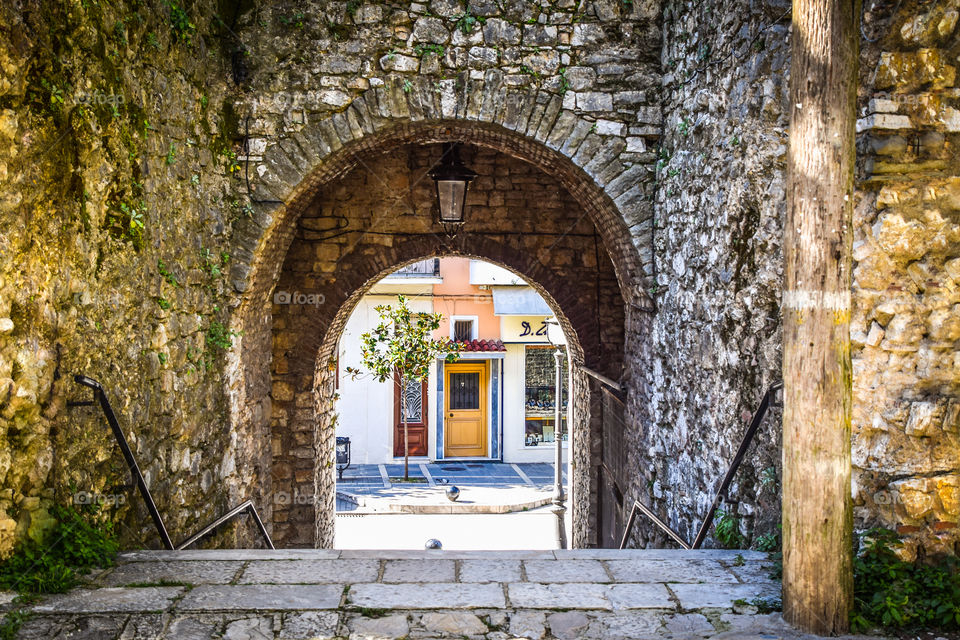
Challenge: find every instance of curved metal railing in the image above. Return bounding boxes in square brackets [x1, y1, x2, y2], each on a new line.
[620, 380, 783, 550]
[70, 375, 274, 550]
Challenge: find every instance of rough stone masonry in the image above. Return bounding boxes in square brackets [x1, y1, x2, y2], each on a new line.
[0, 0, 956, 558]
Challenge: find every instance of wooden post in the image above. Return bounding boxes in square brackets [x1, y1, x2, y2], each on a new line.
[782, 0, 858, 634]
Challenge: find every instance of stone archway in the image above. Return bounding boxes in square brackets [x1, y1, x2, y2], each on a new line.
[240, 78, 653, 303]
[227, 102, 645, 548]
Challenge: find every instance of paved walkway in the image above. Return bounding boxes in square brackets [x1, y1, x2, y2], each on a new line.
[335, 509, 563, 549]
[10, 549, 884, 639]
[337, 462, 565, 514]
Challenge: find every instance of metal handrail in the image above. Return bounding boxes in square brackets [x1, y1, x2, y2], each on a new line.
[71, 375, 275, 550]
[174, 500, 272, 551]
[620, 380, 783, 550]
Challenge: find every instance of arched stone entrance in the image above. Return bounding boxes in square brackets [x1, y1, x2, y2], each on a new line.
[228, 113, 645, 548]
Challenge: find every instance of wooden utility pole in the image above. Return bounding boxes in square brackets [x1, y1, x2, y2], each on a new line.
[782, 0, 858, 634]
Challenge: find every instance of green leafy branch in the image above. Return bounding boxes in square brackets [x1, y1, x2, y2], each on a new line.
[345, 295, 461, 479]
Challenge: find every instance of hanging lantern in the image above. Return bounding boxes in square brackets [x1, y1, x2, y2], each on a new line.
[429, 142, 477, 224]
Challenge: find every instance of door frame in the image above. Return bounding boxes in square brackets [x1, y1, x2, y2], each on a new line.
[443, 361, 489, 458]
[393, 373, 429, 458]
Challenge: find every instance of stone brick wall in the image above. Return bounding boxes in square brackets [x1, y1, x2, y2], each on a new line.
[852, 0, 960, 558]
[622, 0, 791, 548]
[622, 0, 959, 558]
[222, 0, 664, 547]
[0, 0, 659, 553]
[0, 0, 270, 552]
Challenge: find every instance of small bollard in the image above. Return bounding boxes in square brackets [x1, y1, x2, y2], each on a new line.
[425, 538, 442, 549]
[445, 486, 460, 502]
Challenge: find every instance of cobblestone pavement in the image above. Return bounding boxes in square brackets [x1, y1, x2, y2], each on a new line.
[12, 549, 888, 639]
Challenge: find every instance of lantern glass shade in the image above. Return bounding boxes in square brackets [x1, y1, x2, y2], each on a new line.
[436, 179, 468, 223]
[430, 143, 476, 224]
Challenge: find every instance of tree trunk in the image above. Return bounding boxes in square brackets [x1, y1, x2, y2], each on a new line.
[401, 374, 410, 481]
[782, 0, 858, 634]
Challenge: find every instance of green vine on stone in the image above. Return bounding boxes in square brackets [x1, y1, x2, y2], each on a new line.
[205, 321, 238, 352]
[760, 466, 778, 489]
[105, 199, 146, 249]
[200, 247, 229, 278]
[222, 148, 241, 174]
[167, 1, 196, 44]
[558, 67, 570, 94]
[277, 12, 305, 28]
[754, 530, 779, 552]
[414, 44, 445, 57]
[158, 260, 180, 287]
[520, 65, 541, 81]
[0, 609, 33, 640]
[0, 503, 118, 595]
[851, 528, 960, 632]
[713, 508, 745, 549]
[454, 9, 485, 34]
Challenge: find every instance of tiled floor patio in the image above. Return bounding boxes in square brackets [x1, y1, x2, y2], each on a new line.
[11, 549, 884, 639]
[338, 462, 567, 491]
[337, 462, 568, 514]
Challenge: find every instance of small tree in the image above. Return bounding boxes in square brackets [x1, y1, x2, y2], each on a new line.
[346, 295, 461, 480]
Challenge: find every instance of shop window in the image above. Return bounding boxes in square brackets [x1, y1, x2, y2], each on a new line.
[524, 346, 569, 447]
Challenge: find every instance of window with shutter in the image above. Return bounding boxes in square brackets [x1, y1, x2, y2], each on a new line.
[453, 319, 474, 342]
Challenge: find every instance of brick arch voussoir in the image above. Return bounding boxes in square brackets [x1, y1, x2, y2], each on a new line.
[240, 88, 645, 327]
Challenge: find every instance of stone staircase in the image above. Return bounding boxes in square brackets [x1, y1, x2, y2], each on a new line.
[13, 549, 884, 639]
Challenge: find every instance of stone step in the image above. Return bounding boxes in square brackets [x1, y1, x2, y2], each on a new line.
[12, 549, 834, 640]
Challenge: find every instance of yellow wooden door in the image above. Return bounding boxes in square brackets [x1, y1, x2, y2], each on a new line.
[444, 362, 487, 457]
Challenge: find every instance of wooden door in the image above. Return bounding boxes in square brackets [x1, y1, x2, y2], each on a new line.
[394, 375, 428, 457]
[444, 362, 487, 457]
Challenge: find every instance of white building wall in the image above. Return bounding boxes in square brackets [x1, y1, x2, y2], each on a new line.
[334, 290, 434, 464]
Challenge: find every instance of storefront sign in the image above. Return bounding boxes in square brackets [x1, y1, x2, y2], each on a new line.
[500, 316, 551, 343]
